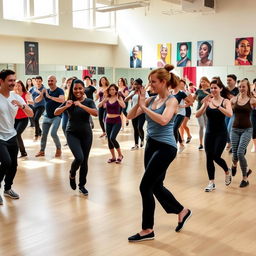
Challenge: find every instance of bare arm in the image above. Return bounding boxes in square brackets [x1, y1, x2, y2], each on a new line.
[212, 99, 233, 117]
[117, 96, 126, 108]
[140, 97, 178, 126]
[54, 100, 72, 116]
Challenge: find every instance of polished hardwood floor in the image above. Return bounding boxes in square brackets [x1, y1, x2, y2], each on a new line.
[1, 116, 256, 256]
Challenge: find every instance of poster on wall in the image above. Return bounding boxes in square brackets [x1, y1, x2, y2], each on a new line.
[197, 40, 213, 66]
[156, 43, 171, 68]
[235, 37, 253, 65]
[177, 42, 191, 67]
[97, 67, 105, 75]
[24, 41, 39, 75]
[130, 45, 142, 68]
[87, 66, 96, 75]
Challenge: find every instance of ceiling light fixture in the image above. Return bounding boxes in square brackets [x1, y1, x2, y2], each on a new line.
[96, 1, 150, 12]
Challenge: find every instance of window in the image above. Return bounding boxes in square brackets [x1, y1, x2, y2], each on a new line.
[2, 0, 58, 25]
[32, 0, 58, 25]
[72, 0, 114, 30]
[72, 0, 91, 29]
[3, 0, 25, 21]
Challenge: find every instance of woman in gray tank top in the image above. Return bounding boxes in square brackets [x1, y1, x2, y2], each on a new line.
[127, 64, 192, 242]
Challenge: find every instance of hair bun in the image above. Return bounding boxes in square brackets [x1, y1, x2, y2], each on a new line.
[164, 64, 174, 72]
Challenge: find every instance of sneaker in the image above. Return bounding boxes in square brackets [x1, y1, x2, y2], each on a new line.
[79, 187, 88, 196]
[198, 144, 204, 150]
[69, 176, 76, 190]
[140, 140, 144, 148]
[204, 183, 216, 192]
[128, 231, 155, 242]
[35, 151, 45, 157]
[231, 165, 237, 176]
[0, 195, 3, 205]
[175, 209, 192, 232]
[131, 145, 139, 151]
[4, 189, 20, 199]
[225, 170, 232, 186]
[178, 144, 185, 153]
[186, 136, 192, 144]
[239, 180, 249, 188]
[19, 152, 28, 158]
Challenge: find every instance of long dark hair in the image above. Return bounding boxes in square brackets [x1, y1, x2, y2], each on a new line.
[106, 84, 119, 97]
[235, 38, 252, 64]
[210, 79, 229, 99]
[99, 76, 110, 87]
[16, 80, 27, 93]
[67, 79, 85, 101]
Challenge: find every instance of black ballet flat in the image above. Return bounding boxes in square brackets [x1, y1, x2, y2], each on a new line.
[175, 209, 192, 232]
[128, 231, 155, 242]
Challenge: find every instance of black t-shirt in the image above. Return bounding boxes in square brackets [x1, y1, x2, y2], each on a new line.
[85, 86, 96, 100]
[63, 98, 96, 133]
[173, 91, 187, 104]
[44, 87, 64, 118]
[229, 87, 239, 96]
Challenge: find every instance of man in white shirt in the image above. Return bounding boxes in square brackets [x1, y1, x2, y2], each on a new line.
[0, 69, 33, 205]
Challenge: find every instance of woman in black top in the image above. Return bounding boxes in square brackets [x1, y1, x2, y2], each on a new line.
[196, 80, 233, 192]
[55, 79, 98, 196]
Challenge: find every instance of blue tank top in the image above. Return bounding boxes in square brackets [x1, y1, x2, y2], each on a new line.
[146, 95, 177, 148]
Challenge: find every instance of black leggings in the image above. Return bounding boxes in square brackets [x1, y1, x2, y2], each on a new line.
[173, 114, 185, 143]
[98, 107, 106, 133]
[34, 106, 45, 137]
[67, 131, 92, 188]
[132, 113, 145, 145]
[106, 122, 121, 149]
[204, 132, 229, 180]
[140, 137, 183, 230]
[14, 118, 28, 154]
[0, 136, 18, 190]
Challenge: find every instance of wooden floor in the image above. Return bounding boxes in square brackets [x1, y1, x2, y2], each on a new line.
[1, 116, 256, 256]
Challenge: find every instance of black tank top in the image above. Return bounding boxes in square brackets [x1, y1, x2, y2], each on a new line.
[233, 99, 252, 129]
[206, 100, 227, 133]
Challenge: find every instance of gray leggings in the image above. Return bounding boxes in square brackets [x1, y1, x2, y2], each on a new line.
[231, 127, 252, 177]
[197, 113, 207, 142]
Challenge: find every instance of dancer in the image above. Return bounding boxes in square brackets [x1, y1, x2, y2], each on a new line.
[118, 78, 129, 128]
[0, 69, 33, 203]
[127, 65, 192, 242]
[98, 84, 125, 164]
[35, 75, 64, 157]
[29, 76, 46, 140]
[14, 80, 31, 157]
[95, 76, 109, 137]
[179, 80, 193, 144]
[172, 79, 193, 152]
[125, 78, 146, 150]
[196, 80, 233, 192]
[55, 79, 98, 196]
[194, 77, 211, 150]
[230, 79, 256, 187]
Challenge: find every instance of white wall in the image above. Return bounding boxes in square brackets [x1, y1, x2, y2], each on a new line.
[113, 0, 256, 83]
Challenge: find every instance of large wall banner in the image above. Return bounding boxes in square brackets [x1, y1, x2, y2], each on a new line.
[24, 41, 39, 75]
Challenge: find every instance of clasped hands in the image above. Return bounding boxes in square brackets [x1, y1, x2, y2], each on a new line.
[65, 100, 82, 108]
